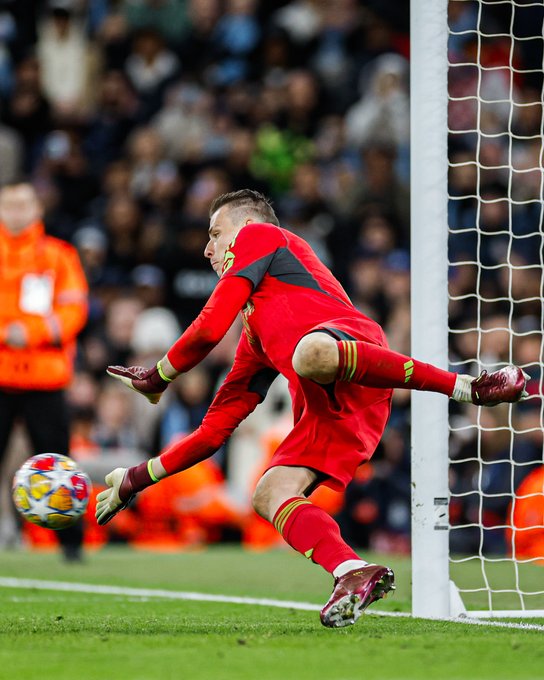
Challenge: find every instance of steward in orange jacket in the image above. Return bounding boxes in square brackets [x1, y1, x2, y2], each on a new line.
[0, 181, 88, 560]
[0, 219, 88, 390]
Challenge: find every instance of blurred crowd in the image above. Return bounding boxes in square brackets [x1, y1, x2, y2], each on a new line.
[0, 0, 541, 558]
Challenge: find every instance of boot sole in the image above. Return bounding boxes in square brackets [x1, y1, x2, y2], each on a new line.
[322, 569, 395, 628]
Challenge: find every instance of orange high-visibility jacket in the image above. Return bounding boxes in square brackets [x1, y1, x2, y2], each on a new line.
[0, 221, 88, 390]
[506, 465, 544, 563]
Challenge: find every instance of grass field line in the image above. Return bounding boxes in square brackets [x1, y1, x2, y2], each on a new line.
[2, 576, 544, 632]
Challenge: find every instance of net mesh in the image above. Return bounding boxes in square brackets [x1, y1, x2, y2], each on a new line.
[447, 0, 544, 613]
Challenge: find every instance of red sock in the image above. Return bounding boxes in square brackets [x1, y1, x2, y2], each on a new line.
[336, 340, 456, 396]
[273, 497, 359, 574]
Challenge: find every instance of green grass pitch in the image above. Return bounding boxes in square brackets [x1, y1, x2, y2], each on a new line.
[1, 547, 543, 680]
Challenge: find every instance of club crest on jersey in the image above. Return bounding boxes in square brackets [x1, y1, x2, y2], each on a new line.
[222, 236, 237, 274]
[222, 250, 235, 274]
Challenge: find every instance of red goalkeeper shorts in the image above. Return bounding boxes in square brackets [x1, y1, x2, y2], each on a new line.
[266, 317, 393, 491]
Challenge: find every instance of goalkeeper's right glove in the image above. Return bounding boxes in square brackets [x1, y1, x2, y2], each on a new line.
[95, 460, 159, 525]
[106, 363, 173, 404]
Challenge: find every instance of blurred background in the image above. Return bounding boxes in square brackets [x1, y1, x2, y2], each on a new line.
[0, 0, 541, 561]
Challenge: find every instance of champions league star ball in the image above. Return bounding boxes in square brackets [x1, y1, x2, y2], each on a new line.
[12, 453, 91, 530]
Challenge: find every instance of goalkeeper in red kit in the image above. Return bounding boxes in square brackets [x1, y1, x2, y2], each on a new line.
[96, 189, 528, 628]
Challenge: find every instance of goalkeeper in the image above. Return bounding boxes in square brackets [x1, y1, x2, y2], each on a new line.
[97, 189, 528, 628]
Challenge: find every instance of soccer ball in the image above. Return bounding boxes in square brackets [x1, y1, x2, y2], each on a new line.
[12, 453, 92, 530]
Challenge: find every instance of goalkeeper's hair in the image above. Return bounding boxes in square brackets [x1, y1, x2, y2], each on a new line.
[209, 189, 280, 226]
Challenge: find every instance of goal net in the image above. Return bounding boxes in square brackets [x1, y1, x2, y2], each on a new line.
[447, 0, 544, 617]
[411, 0, 544, 618]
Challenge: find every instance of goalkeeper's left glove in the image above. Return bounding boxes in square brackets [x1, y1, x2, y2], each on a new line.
[95, 460, 159, 525]
[106, 363, 173, 404]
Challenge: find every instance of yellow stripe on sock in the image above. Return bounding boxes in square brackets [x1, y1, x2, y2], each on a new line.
[346, 341, 353, 380]
[347, 341, 357, 381]
[343, 340, 353, 381]
[344, 340, 352, 380]
[339, 341, 359, 382]
[275, 499, 309, 535]
[273, 500, 301, 533]
[274, 499, 311, 535]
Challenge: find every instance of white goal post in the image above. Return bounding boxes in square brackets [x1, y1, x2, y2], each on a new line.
[411, 0, 450, 619]
[411, 0, 544, 619]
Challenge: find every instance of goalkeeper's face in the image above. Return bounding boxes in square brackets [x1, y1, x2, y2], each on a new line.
[205, 205, 247, 276]
[0, 183, 43, 235]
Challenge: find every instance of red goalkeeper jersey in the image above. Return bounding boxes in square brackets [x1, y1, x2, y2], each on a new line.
[167, 222, 383, 376]
[220, 222, 382, 372]
[161, 222, 388, 482]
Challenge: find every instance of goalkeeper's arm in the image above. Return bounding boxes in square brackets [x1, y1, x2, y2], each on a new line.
[96, 336, 278, 525]
[106, 276, 252, 404]
[95, 423, 231, 525]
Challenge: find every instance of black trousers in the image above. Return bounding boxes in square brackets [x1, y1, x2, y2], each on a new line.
[0, 388, 83, 551]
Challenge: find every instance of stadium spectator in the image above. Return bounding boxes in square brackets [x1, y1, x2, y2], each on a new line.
[208, 0, 261, 87]
[37, 4, 101, 121]
[39, 131, 100, 224]
[178, 0, 222, 78]
[124, 26, 180, 121]
[0, 181, 88, 560]
[101, 193, 143, 281]
[272, 0, 322, 47]
[130, 264, 167, 308]
[343, 141, 410, 233]
[2, 55, 53, 172]
[122, 0, 190, 49]
[83, 69, 139, 174]
[345, 52, 409, 150]
[94, 381, 140, 451]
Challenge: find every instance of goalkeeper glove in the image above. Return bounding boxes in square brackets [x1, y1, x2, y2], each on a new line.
[95, 460, 159, 525]
[106, 362, 173, 404]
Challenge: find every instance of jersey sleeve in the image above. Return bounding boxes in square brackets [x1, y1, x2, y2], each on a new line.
[159, 333, 279, 475]
[220, 222, 286, 289]
[166, 276, 252, 373]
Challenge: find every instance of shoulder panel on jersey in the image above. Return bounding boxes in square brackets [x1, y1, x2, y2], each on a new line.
[268, 247, 329, 294]
[223, 222, 286, 287]
[233, 251, 276, 289]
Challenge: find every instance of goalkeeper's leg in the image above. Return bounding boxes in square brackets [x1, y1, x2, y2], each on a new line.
[253, 466, 395, 628]
[292, 332, 528, 406]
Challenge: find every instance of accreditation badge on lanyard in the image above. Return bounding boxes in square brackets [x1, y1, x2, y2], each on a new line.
[19, 273, 54, 315]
